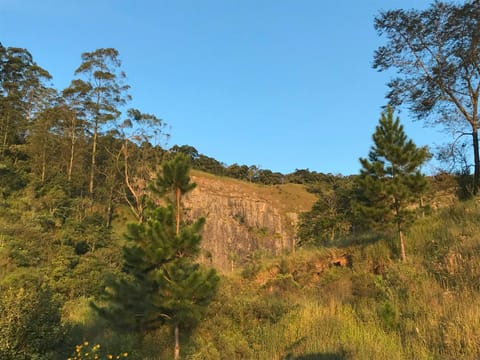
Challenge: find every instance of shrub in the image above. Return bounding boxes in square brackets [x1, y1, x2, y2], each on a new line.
[0, 281, 66, 359]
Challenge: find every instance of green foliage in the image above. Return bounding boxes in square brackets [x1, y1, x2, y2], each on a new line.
[0, 281, 66, 359]
[64, 47, 130, 196]
[0, 162, 27, 198]
[193, 154, 226, 176]
[77, 213, 111, 251]
[284, 169, 329, 185]
[354, 107, 429, 260]
[3, 165, 480, 359]
[0, 43, 52, 153]
[240, 251, 264, 279]
[355, 107, 429, 230]
[151, 153, 196, 200]
[118, 109, 167, 222]
[171, 146, 343, 186]
[377, 300, 399, 331]
[225, 163, 249, 181]
[249, 294, 295, 324]
[298, 176, 354, 246]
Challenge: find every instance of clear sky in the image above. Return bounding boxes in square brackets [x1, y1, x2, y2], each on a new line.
[0, 0, 445, 175]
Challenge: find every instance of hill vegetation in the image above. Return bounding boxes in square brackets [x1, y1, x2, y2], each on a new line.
[3, 1, 480, 358]
[2, 164, 480, 359]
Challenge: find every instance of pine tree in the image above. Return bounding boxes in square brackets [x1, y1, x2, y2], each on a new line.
[355, 106, 430, 261]
[93, 154, 219, 359]
[151, 153, 197, 234]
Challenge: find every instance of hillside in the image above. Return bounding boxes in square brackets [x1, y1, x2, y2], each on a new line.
[185, 198, 480, 360]
[3, 165, 480, 359]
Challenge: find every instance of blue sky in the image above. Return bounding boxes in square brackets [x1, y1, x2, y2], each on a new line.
[1, 0, 446, 175]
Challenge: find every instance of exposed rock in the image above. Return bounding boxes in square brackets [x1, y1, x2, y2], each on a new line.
[183, 173, 316, 271]
[330, 253, 353, 268]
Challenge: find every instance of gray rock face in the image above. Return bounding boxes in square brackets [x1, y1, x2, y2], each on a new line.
[183, 175, 313, 272]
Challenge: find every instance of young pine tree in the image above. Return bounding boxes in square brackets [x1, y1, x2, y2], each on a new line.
[355, 106, 430, 261]
[93, 154, 219, 359]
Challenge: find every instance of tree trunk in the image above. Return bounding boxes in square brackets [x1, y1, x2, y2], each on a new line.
[176, 187, 181, 235]
[394, 201, 406, 262]
[106, 183, 114, 228]
[41, 143, 46, 183]
[399, 230, 406, 262]
[1, 112, 9, 155]
[89, 123, 98, 195]
[174, 324, 180, 360]
[472, 128, 479, 195]
[420, 196, 425, 218]
[2, 114, 8, 147]
[122, 142, 145, 223]
[68, 113, 76, 182]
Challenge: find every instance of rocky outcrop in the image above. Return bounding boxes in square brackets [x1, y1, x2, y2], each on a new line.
[183, 173, 316, 271]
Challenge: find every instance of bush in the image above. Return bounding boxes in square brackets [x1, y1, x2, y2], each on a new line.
[0, 281, 67, 359]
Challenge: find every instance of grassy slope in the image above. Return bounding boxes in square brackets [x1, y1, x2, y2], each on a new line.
[102, 173, 480, 359]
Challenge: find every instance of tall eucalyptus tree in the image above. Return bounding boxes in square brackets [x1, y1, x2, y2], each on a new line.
[64, 48, 130, 195]
[0, 43, 51, 154]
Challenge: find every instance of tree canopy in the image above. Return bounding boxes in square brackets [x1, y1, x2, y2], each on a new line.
[64, 48, 130, 195]
[374, 0, 480, 193]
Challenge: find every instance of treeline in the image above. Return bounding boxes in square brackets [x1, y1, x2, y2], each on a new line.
[0, 45, 167, 226]
[0, 42, 336, 229]
[171, 144, 336, 185]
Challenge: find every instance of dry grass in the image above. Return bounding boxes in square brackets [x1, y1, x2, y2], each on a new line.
[191, 170, 317, 213]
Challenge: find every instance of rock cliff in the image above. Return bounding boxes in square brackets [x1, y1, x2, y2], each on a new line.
[183, 172, 316, 271]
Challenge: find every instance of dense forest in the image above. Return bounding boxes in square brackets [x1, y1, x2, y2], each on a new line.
[2, 1, 480, 359]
